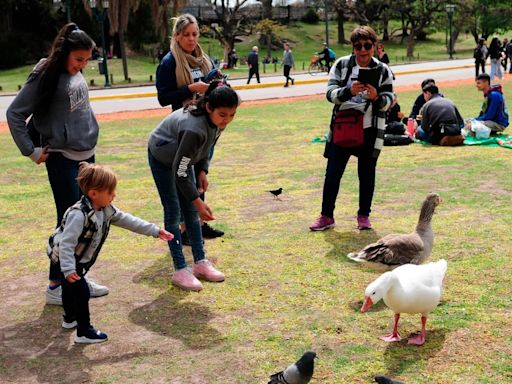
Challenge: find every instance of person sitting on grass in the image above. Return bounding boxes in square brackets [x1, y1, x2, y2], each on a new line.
[406, 78, 443, 124]
[47, 162, 173, 344]
[466, 73, 509, 134]
[416, 84, 465, 146]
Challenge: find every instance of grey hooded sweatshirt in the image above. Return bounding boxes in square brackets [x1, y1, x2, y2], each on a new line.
[7, 62, 99, 162]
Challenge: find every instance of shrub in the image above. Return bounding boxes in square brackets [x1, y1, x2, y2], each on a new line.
[301, 8, 319, 24]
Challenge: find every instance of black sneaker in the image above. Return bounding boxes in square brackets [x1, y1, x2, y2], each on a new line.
[291, 78, 295, 85]
[202, 223, 224, 238]
[75, 327, 108, 344]
[180, 231, 191, 246]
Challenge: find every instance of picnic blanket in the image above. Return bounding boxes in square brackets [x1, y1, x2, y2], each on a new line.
[462, 133, 512, 149]
[414, 133, 512, 149]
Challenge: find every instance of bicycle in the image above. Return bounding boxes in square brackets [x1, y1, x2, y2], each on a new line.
[308, 54, 329, 75]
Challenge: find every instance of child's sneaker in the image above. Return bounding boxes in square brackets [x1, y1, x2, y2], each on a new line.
[309, 215, 335, 231]
[74, 327, 108, 344]
[192, 260, 225, 282]
[172, 268, 203, 291]
[357, 215, 372, 230]
[46, 285, 63, 305]
[62, 315, 77, 329]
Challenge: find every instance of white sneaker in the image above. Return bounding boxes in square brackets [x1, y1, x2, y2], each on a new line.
[62, 316, 78, 329]
[45, 278, 109, 306]
[86, 278, 109, 297]
[46, 285, 63, 306]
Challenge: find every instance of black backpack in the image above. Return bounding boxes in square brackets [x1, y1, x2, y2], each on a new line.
[474, 46, 483, 60]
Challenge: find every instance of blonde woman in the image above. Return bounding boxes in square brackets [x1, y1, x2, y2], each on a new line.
[155, 14, 224, 240]
[156, 14, 213, 110]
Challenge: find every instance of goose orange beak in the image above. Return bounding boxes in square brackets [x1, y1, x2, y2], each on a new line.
[361, 297, 373, 313]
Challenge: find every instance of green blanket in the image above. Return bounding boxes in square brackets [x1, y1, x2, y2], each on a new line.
[462, 133, 512, 149]
[415, 134, 512, 149]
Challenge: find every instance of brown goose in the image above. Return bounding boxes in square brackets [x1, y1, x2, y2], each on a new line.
[347, 193, 441, 267]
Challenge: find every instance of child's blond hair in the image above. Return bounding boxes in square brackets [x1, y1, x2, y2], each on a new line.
[76, 162, 117, 194]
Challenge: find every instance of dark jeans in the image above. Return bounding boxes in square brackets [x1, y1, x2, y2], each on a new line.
[475, 60, 485, 77]
[247, 68, 260, 84]
[61, 266, 91, 334]
[148, 150, 206, 270]
[321, 131, 378, 218]
[284, 65, 292, 85]
[45, 152, 95, 282]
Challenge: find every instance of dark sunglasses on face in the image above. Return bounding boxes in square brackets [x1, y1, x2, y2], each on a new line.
[354, 42, 374, 51]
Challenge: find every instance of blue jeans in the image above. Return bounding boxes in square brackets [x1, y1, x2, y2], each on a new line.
[321, 132, 378, 218]
[416, 126, 431, 143]
[45, 152, 95, 281]
[148, 150, 205, 270]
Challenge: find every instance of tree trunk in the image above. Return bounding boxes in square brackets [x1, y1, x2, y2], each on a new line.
[400, 13, 408, 44]
[382, 13, 389, 41]
[260, 0, 272, 19]
[406, 29, 416, 58]
[451, 29, 459, 55]
[119, 32, 129, 80]
[337, 9, 345, 44]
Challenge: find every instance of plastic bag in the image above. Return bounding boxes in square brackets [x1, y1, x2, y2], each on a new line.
[471, 120, 491, 140]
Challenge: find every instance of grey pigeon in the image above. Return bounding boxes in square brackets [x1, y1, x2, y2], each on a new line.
[347, 193, 441, 267]
[268, 350, 316, 384]
[374, 375, 404, 384]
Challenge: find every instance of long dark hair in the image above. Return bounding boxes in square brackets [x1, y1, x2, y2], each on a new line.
[188, 80, 240, 116]
[29, 23, 95, 113]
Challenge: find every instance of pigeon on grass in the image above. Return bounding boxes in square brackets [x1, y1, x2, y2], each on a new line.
[268, 350, 316, 384]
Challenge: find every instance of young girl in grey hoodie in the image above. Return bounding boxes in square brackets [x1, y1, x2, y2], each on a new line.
[6, 23, 108, 305]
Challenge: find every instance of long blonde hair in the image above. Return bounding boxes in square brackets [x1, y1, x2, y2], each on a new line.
[170, 14, 212, 88]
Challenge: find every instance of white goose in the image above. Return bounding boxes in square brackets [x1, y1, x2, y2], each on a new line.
[361, 259, 448, 345]
[347, 193, 441, 268]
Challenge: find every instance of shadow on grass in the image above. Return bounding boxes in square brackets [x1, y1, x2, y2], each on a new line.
[0, 305, 148, 384]
[132, 256, 172, 288]
[383, 328, 448, 377]
[128, 288, 223, 350]
[322, 229, 381, 263]
[348, 298, 389, 313]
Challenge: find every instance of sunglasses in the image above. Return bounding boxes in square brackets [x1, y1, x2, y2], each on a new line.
[354, 42, 374, 51]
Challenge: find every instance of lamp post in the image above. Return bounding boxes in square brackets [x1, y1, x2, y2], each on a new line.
[446, 4, 455, 60]
[324, 0, 329, 47]
[90, 0, 110, 87]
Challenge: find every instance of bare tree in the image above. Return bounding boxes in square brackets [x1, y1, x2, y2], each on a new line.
[210, 0, 253, 62]
[108, 0, 141, 80]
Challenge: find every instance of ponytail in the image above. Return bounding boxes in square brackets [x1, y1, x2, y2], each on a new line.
[188, 80, 240, 116]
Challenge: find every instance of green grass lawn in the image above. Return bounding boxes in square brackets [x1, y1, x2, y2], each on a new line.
[0, 82, 511, 383]
[0, 21, 492, 93]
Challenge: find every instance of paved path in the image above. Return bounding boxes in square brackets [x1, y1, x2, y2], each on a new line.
[0, 58, 477, 122]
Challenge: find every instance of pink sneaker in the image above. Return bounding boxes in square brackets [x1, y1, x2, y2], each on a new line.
[172, 268, 203, 291]
[357, 215, 372, 230]
[192, 260, 225, 282]
[309, 215, 335, 231]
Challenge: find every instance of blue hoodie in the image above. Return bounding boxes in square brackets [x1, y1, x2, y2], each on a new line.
[476, 84, 509, 127]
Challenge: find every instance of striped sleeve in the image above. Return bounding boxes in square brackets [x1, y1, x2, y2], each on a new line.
[326, 57, 353, 104]
[377, 63, 394, 112]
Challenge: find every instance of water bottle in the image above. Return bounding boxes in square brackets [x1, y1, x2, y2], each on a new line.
[407, 118, 415, 138]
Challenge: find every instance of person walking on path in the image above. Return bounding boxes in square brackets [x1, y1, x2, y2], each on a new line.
[282, 42, 295, 87]
[48, 163, 173, 343]
[488, 37, 503, 82]
[6, 22, 109, 306]
[309, 26, 393, 232]
[474, 38, 488, 78]
[148, 82, 239, 291]
[156, 13, 224, 242]
[247, 46, 261, 84]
